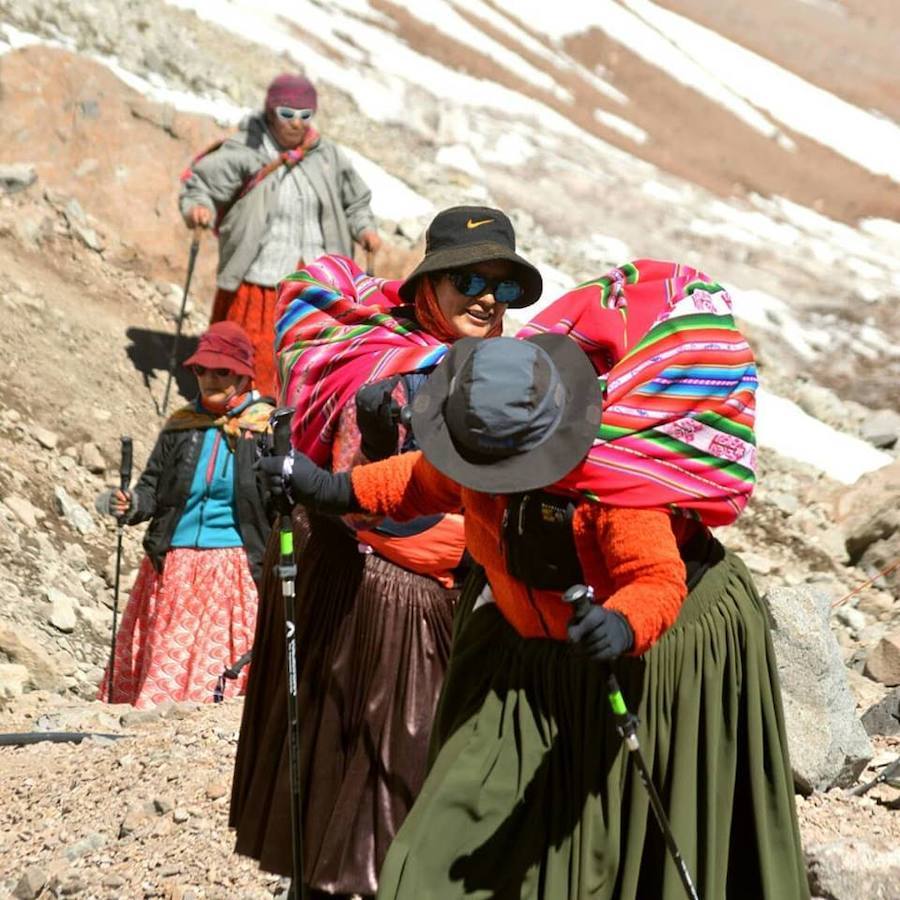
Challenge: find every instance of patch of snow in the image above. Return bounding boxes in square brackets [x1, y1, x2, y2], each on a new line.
[584, 233, 632, 264]
[480, 132, 537, 167]
[104, 60, 249, 126]
[729, 288, 828, 360]
[755, 388, 891, 485]
[623, 0, 900, 183]
[860, 218, 900, 243]
[0, 22, 249, 125]
[499, 0, 784, 140]
[167, 0, 638, 165]
[594, 109, 647, 144]
[641, 180, 694, 205]
[436, 144, 485, 178]
[341, 147, 434, 221]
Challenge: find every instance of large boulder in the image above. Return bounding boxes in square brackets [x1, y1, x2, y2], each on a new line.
[764, 586, 873, 792]
[806, 839, 900, 900]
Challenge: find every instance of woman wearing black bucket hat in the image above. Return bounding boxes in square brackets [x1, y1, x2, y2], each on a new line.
[259, 259, 808, 899]
[229, 207, 546, 898]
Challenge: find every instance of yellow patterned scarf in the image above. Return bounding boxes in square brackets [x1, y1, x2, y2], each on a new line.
[163, 392, 273, 446]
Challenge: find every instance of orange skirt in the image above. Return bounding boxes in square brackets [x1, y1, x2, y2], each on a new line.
[212, 282, 279, 398]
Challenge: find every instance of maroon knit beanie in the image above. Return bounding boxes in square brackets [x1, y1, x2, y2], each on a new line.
[265, 74, 317, 112]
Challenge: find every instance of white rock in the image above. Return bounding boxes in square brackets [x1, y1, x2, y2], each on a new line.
[47, 588, 78, 634]
[32, 426, 59, 450]
[835, 606, 868, 633]
[0, 662, 29, 698]
[53, 487, 95, 535]
[3, 495, 38, 528]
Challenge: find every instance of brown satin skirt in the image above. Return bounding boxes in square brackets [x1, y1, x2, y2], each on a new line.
[229, 511, 458, 895]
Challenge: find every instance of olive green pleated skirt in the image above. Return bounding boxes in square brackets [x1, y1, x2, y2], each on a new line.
[376, 551, 809, 900]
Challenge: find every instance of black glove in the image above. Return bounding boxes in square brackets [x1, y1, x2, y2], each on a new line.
[257, 450, 355, 515]
[567, 605, 634, 661]
[355, 376, 401, 461]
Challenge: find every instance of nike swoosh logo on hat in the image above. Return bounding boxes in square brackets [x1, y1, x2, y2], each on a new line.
[466, 218, 494, 229]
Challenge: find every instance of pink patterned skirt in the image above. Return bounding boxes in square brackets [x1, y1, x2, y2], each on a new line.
[101, 547, 258, 708]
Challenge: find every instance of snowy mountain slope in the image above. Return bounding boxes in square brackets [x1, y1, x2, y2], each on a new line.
[1, 0, 897, 478]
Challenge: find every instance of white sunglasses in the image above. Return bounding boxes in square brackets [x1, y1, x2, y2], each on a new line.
[275, 106, 314, 122]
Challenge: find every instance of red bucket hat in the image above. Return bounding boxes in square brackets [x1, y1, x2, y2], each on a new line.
[183, 321, 255, 378]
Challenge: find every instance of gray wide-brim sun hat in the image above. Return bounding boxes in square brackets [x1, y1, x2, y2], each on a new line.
[398, 205, 542, 308]
[409, 333, 601, 493]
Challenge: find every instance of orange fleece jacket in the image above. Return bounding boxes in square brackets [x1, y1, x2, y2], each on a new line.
[351, 452, 690, 655]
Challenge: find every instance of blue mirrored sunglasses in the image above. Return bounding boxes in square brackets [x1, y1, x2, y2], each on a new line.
[446, 270, 524, 304]
[275, 106, 314, 122]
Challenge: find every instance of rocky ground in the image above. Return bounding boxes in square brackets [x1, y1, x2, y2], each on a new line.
[0, 0, 899, 897]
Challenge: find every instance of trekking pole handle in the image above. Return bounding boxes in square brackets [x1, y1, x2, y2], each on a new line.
[119, 437, 133, 493]
[117, 437, 133, 525]
[271, 407, 295, 457]
[562, 583, 594, 620]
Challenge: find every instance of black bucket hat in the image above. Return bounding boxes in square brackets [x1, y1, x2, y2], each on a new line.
[398, 205, 542, 308]
[409, 334, 601, 493]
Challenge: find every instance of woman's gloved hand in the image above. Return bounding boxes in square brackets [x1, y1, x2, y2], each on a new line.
[257, 450, 355, 514]
[567, 605, 634, 661]
[95, 488, 132, 519]
[355, 376, 401, 461]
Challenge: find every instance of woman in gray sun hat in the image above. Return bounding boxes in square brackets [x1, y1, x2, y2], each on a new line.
[257, 316, 808, 899]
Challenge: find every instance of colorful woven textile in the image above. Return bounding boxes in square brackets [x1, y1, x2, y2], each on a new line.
[518, 259, 757, 526]
[275, 255, 449, 464]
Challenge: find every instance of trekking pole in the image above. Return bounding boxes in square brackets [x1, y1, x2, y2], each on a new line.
[849, 754, 900, 797]
[563, 585, 700, 900]
[271, 406, 306, 900]
[365, 248, 375, 277]
[161, 227, 202, 415]
[106, 436, 133, 703]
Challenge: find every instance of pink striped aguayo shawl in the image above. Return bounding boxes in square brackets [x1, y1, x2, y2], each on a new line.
[274, 255, 449, 465]
[519, 259, 758, 527]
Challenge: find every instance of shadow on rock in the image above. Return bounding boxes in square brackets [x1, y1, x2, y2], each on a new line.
[125, 326, 198, 415]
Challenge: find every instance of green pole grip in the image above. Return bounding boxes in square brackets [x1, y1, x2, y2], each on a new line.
[280, 529, 294, 556]
[608, 689, 627, 717]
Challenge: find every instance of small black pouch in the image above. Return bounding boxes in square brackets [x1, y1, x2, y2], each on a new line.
[503, 491, 584, 591]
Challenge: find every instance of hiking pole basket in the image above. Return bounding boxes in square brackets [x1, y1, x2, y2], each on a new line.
[106, 436, 133, 703]
[271, 407, 306, 900]
[161, 228, 202, 416]
[563, 585, 701, 900]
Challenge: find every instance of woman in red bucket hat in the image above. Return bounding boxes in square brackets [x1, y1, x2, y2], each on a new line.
[95, 322, 275, 707]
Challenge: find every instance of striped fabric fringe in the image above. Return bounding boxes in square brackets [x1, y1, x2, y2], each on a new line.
[519, 259, 757, 526]
[274, 255, 449, 465]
